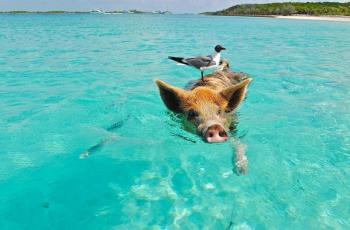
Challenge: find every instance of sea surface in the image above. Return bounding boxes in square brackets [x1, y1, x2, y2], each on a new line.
[0, 13, 350, 229]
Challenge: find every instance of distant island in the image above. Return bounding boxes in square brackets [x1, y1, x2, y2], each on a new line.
[0, 9, 172, 15]
[0, 10, 71, 14]
[91, 9, 171, 14]
[203, 2, 350, 16]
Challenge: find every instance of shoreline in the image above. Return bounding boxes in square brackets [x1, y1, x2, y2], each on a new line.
[273, 15, 350, 22]
[205, 14, 350, 22]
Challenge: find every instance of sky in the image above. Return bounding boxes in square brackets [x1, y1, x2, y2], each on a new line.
[0, 0, 348, 13]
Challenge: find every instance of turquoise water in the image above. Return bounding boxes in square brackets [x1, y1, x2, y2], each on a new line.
[1, 13, 350, 229]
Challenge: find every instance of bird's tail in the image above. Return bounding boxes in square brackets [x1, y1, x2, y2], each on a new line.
[168, 56, 188, 65]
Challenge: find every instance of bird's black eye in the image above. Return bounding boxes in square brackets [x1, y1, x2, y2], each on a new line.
[216, 109, 221, 115]
[187, 109, 199, 120]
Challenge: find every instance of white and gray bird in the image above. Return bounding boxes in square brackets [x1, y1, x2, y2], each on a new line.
[168, 45, 226, 81]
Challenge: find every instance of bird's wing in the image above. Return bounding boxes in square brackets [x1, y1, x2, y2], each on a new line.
[205, 55, 217, 66]
[184, 56, 215, 69]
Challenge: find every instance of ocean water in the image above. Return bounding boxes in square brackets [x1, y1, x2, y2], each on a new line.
[0, 13, 350, 229]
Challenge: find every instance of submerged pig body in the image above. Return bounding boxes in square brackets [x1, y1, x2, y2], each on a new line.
[156, 61, 252, 143]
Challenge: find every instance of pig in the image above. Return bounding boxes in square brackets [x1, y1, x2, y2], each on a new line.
[155, 60, 252, 143]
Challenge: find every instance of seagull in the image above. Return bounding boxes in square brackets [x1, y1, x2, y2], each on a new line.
[168, 45, 226, 81]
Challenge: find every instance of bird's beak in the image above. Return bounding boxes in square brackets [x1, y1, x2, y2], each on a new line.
[221, 47, 226, 50]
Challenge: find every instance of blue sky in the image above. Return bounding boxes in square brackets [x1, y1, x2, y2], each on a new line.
[0, 0, 347, 13]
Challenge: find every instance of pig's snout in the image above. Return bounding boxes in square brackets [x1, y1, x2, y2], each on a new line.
[204, 124, 228, 143]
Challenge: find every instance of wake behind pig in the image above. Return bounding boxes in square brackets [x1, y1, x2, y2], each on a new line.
[155, 60, 252, 143]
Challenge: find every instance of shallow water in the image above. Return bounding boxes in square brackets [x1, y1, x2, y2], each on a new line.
[1, 14, 350, 229]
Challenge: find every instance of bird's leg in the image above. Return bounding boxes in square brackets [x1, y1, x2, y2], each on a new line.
[201, 71, 204, 81]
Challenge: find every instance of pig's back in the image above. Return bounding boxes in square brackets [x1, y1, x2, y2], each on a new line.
[187, 70, 249, 92]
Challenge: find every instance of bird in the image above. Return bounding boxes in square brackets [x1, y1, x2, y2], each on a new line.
[168, 45, 226, 81]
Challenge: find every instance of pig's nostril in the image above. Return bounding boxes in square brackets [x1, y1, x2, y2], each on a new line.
[219, 131, 227, 137]
[205, 125, 228, 142]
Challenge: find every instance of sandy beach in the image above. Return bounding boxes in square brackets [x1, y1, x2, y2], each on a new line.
[274, 15, 350, 22]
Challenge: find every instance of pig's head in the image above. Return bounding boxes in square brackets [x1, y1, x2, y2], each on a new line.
[156, 78, 251, 143]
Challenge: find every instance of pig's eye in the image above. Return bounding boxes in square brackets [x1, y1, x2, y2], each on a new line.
[187, 109, 199, 120]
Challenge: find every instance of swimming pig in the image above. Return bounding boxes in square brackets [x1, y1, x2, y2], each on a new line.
[156, 60, 252, 143]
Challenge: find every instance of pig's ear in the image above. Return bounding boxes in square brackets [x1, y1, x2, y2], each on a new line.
[155, 80, 187, 113]
[220, 78, 252, 113]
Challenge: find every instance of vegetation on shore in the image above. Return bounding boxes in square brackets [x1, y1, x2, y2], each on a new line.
[203, 2, 350, 16]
